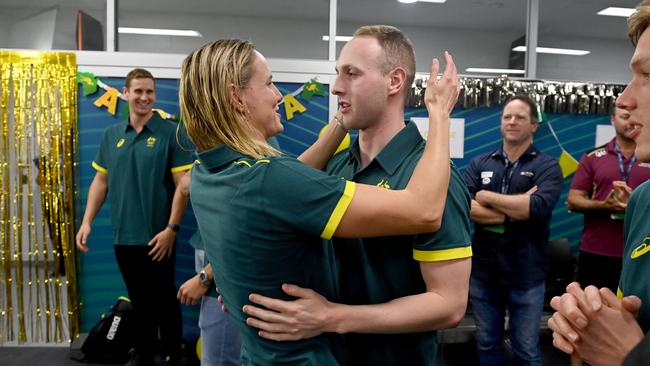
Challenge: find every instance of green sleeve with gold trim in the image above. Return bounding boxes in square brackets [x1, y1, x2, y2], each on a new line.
[261, 158, 355, 240]
[169, 125, 195, 172]
[413, 169, 472, 262]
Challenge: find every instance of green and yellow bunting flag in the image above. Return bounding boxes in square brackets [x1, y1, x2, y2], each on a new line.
[301, 79, 327, 102]
[558, 149, 579, 178]
[79, 71, 324, 124]
[542, 110, 580, 178]
[77, 72, 98, 96]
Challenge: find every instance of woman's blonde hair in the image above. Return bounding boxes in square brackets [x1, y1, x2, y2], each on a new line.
[180, 39, 280, 158]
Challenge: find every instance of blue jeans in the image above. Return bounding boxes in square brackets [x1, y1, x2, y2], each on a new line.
[199, 295, 242, 366]
[195, 250, 242, 366]
[470, 277, 545, 366]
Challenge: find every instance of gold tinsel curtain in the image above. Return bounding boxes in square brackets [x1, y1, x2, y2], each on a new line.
[0, 51, 79, 344]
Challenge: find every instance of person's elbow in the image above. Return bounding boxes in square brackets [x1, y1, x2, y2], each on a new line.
[439, 295, 468, 329]
[508, 209, 530, 221]
[446, 302, 468, 329]
[414, 210, 443, 233]
[469, 208, 486, 224]
[566, 196, 579, 212]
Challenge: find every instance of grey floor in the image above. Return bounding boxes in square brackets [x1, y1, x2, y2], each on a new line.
[0, 332, 570, 366]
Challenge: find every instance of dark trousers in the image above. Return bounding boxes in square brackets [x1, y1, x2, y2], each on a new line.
[114, 244, 182, 358]
[575, 250, 622, 293]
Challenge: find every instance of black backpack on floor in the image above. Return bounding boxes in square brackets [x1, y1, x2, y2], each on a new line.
[78, 296, 136, 364]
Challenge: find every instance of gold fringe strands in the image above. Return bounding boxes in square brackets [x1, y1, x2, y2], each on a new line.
[0, 51, 79, 344]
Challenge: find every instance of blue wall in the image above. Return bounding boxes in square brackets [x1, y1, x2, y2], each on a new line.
[77, 79, 606, 334]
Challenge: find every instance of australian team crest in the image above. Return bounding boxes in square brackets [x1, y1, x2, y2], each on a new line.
[376, 179, 391, 189]
[146, 137, 156, 148]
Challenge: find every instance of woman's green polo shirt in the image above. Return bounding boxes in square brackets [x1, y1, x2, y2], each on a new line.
[191, 145, 356, 365]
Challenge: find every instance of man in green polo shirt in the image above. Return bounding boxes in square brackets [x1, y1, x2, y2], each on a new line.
[242, 25, 472, 365]
[76, 68, 194, 366]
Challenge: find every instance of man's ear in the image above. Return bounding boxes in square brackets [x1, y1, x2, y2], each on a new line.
[532, 121, 540, 133]
[387, 67, 407, 97]
[122, 86, 129, 97]
[229, 84, 246, 113]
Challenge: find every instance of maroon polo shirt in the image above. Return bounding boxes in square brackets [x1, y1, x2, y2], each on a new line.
[571, 138, 650, 257]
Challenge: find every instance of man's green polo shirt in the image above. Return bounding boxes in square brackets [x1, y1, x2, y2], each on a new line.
[190, 145, 356, 366]
[92, 114, 194, 245]
[326, 121, 472, 366]
[619, 180, 650, 331]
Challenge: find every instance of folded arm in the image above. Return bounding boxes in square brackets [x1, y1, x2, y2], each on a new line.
[469, 199, 506, 225]
[474, 190, 531, 221]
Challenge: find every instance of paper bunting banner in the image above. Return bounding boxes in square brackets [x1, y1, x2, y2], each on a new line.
[558, 150, 580, 178]
[544, 115, 579, 178]
[301, 79, 327, 102]
[284, 94, 307, 120]
[77, 72, 98, 96]
[78, 72, 325, 124]
[93, 87, 120, 115]
[77, 71, 180, 119]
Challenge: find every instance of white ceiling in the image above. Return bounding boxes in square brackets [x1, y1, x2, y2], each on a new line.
[0, 0, 641, 39]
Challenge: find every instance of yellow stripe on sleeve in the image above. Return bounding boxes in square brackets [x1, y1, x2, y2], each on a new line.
[320, 181, 356, 240]
[92, 161, 108, 174]
[171, 163, 194, 173]
[617, 287, 623, 299]
[413, 246, 473, 262]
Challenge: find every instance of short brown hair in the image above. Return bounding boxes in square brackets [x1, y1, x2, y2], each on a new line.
[353, 25, 416, 100]
[628, 0, 650, 46]
[125, 68, 154, 88]
[504, 94, 539, 123]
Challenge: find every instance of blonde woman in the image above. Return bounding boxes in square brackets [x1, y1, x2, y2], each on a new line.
[180, 39, 458, 365]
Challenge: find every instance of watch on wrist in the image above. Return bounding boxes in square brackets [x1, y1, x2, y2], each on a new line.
[166, 223, 180, 232]
[199, 269, 211, 287]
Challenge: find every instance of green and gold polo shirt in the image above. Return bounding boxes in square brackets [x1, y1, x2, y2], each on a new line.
[326, 121, 472, 366]
[92, 114, 194, 245]
[619, 180, 650, 331]
[190, 145, 356, 366]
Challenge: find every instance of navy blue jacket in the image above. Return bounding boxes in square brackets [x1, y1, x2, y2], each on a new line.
[463, 144, 563, 288]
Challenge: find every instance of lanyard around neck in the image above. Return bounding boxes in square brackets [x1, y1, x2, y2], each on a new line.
[614, 143, 636, 183]
[500, 157, 519, 194]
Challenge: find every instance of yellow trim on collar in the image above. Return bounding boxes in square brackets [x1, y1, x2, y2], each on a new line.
[92, 161, 108, 174]
[234, 160, 252, 168]
[413, 246, 473, 262]
[320, 181, 356, 240]
[171, 163, 194, 173]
